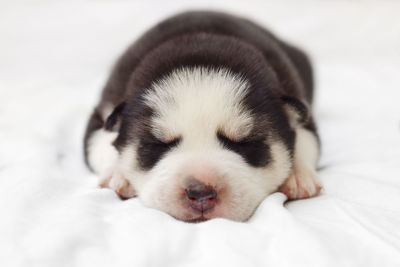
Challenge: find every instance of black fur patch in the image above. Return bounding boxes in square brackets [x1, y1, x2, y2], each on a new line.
[281, 96, 309, 125]
[105, 102, 126, 131]
[137, 134, 181, 170]
[217, 132, 270, 167]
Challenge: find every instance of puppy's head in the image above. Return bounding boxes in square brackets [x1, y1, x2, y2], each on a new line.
[110, 67, 307, 222]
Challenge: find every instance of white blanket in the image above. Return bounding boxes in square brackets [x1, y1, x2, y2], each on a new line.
[1, 1, 400, 266]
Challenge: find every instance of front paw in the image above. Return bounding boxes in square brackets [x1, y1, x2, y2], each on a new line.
[99, 172, 136, 199]
[278, 166, 322, 200]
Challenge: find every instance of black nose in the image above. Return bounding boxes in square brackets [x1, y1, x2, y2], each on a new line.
[186, 185, 217, 201]
[185, 182, 217, 213]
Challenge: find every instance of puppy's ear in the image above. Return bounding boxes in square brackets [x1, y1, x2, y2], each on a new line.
[104, 102, 126, 132]
[281, 96, 310, 128]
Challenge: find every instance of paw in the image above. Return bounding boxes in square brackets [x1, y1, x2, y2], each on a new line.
[278, 166, 322, 200]
[99, 171, 136, 199]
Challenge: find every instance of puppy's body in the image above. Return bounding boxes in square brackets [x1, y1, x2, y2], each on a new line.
[84, 11, 321, 222]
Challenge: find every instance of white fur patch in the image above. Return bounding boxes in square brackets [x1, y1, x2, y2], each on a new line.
[279, 127, 322, 199]
[87, 129, 118, 176]
[294, 127, 319, 168]
[143, 67, 254, 143]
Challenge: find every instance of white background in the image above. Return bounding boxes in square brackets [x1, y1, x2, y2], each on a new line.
[1, 1, 400, 266]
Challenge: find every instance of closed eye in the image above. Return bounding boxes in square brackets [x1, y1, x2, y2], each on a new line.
[145, 135, 181, 147]
[137, 134, 181, 170]
[216, 131, 269, 167]
[217, 132, 249, 146]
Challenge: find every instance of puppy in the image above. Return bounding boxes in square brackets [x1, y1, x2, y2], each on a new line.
[84, 11, 322, 222]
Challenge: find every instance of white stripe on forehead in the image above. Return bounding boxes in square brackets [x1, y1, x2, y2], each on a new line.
[143, 67, 254, 143]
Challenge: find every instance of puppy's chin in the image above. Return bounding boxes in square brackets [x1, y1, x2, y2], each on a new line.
[165, 201, 251, 223]
[166, 197, 257, 222]
[176, 210, 252, 223]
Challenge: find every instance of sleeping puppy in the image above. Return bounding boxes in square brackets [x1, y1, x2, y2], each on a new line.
[84, 11, 322, 222]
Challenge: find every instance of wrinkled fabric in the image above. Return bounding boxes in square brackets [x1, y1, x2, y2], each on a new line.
[1, 1, 400, 266]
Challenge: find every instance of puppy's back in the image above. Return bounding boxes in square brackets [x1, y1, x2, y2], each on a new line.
[100, 11, 312, 110]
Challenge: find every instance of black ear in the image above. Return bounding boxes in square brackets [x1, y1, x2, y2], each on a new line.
[281, 96, 310, 128]
[105, 102, 126, 131]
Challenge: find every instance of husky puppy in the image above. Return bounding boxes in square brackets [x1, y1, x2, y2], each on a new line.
[84, 11, 322, 222]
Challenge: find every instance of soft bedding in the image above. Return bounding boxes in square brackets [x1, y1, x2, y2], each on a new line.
[1, 1, 400, 266]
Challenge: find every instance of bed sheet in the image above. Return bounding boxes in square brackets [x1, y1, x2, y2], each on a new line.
[1, 1, 400, 266]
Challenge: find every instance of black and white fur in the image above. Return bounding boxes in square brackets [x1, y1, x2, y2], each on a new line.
[84, 11, 322, 222]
